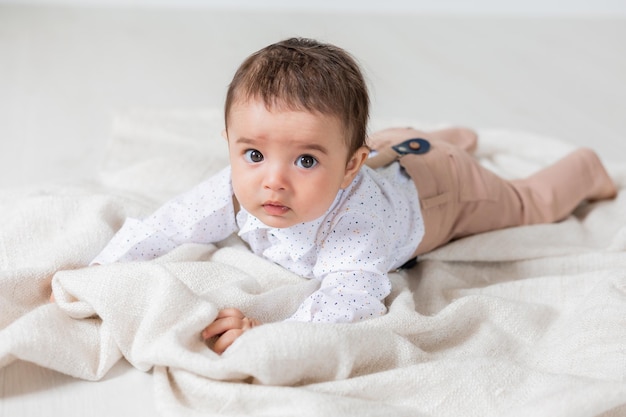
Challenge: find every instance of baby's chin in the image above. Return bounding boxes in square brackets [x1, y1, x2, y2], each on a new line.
[256, 214, 306, 229]
[253, 209, 325, 229]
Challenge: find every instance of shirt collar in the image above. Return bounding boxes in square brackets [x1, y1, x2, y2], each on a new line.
[236, 188, 348, 261]
[237, 210, 322, 261]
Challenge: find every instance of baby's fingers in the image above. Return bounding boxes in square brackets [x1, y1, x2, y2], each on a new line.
[217, 307, 245, 319]
[201, 316, 243, 340]
[212, 329, 244, 355]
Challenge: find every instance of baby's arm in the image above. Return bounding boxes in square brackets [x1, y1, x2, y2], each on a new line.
[287, 270, 391, 323]
[288, 212, 394, 323]
[200, 216, 394, 353]
[201, 266, 390, 354]
[51, 168, 237, 303]
[92, 167, 237, 265]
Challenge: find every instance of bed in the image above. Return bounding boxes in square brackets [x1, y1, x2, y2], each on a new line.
[1, 7, 625, 417]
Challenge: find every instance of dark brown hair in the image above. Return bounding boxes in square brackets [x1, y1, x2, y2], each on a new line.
[224, 38, 369, 157]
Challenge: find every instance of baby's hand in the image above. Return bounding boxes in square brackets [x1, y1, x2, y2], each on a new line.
[201, 308, 260, 354]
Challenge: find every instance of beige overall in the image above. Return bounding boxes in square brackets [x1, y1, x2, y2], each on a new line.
[366, 129, 614, 256]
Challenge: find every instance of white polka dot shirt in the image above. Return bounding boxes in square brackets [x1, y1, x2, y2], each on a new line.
[92, 165, 424, 323]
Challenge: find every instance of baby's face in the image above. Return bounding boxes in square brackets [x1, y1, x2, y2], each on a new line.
[226, 99, 365, 228]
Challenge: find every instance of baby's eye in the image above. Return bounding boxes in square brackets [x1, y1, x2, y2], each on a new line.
[244, 149, 264, 163]
[295, 154, 318, 169]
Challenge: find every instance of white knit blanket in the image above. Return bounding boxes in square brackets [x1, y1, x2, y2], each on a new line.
[1, 109, 625, 417]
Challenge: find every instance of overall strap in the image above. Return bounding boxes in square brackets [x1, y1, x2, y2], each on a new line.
[365, 138, 430, 169]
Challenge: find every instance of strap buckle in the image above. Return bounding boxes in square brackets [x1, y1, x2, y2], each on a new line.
[365, 138, 431, 170]
[391, 138, 431, 155]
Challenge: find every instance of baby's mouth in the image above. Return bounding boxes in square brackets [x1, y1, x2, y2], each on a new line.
[262, 202, 290, 216]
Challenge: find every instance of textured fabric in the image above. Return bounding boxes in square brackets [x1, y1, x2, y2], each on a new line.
[1, 109, 626, 417]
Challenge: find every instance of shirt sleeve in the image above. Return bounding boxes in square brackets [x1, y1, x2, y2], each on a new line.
[286, 270, 391, 323]
[92, 167, 237, 265]
[286, 211, 394, 323]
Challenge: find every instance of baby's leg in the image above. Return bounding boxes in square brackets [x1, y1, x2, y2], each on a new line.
[368, 127, 477, 154]
[509, 148, 617, 224]
[409, 143, 617, 256]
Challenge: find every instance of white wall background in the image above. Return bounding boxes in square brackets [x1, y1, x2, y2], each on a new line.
[1, 2, 624, 187]
[1, 0, 625, 16]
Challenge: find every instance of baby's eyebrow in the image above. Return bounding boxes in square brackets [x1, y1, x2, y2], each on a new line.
[235, 137, 257, 145]
[301, 143, 329, 155]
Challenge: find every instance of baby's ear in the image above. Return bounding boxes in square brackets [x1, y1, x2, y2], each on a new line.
[221, 129, 228, 140]
[341, 146, 370, 189]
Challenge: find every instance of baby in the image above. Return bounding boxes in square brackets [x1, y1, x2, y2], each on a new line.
[91, 38, 617, 354]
